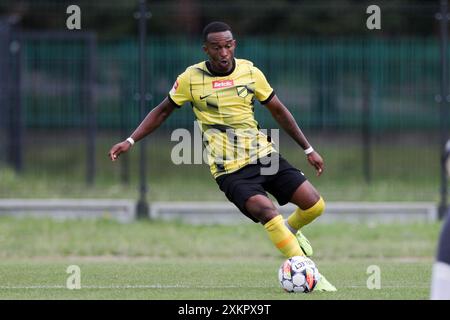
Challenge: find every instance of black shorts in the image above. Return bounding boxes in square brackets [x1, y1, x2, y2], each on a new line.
[215, 153, 307, 223]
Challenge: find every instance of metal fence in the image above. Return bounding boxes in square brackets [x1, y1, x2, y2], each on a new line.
[0, 0, 447, 209]
[8, 37, 440, 131]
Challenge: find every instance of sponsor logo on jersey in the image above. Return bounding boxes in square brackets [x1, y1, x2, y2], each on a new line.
[212, 80, 234, 89]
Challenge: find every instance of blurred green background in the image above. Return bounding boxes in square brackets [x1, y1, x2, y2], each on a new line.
[0, 0, 443, 203]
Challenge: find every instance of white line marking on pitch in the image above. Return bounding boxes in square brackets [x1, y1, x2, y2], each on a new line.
[0, 284, 270, 289]
[0, 284, 430, 290]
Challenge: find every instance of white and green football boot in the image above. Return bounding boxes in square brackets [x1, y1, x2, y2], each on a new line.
[296, 230, 314, 257]
[315, 273, 337, 292]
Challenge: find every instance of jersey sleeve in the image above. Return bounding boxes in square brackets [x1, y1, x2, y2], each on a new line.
[168, 69, 191, 107]
[253, 66, 275, 104]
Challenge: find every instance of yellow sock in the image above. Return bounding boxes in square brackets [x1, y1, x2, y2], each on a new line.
[287, 197, 325, 231]
[264, 215, 304, 258]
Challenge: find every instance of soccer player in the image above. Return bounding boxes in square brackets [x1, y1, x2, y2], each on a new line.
[108, 21, 336, 291]
[430, 212, 450, 299]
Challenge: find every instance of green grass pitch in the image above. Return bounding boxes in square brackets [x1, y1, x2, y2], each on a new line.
[0, 217, 441, 300]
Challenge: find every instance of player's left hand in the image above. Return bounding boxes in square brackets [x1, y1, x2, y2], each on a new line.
[307, 151, 324, 176]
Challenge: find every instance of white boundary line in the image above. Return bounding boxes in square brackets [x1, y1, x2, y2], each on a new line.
[0, 284, 431, 290]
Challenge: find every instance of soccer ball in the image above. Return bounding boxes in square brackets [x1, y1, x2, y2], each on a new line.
[278, 256, 320, 293]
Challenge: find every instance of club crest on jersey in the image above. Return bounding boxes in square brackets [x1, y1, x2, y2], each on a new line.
[236, 86, 248, 98]
[212, 80, 234, 89]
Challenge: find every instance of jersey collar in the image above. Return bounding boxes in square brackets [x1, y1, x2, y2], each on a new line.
[205, 59, 236, 77]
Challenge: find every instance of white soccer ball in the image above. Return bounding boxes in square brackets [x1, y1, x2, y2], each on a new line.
[278, 256, 320, 293]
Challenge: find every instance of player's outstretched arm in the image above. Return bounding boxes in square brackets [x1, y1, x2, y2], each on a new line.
[108, 97, 176, 161]
[265, 95, 324, 176]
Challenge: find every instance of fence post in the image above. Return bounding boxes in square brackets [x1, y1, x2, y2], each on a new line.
[0, 21, 9, 167]
[135, 0, 151, 219]
[5, 23, 23, 174]
[86, 33, 97, 186]
[437, 0, 450, 220]
[362, 71, 372, 183]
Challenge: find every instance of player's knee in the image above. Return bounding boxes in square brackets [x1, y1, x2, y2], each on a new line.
[255, 206, 279, 224]
[307, 196, 325, 218]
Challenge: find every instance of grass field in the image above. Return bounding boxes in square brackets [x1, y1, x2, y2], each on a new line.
[0, 216, 441, 300]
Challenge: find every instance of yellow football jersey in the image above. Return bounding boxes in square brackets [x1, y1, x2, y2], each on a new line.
[168, 58, 277, 178]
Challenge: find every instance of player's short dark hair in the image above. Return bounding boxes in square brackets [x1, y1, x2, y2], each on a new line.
[202, 21, 233, 42]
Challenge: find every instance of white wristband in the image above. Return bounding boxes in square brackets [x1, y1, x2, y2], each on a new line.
[304, 146, 314, 155]
[126, 137, 135, 146]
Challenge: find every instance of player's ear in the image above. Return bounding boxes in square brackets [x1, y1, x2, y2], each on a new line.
[202, 44, 208, 54]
